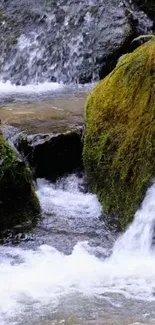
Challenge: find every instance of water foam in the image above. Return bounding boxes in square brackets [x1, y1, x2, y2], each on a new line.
[1, 177, 155, 324]
[0, 80, 94, 103]
[113, 183, 155, 256]
[36, 175, 102, 219]
[0, 81, 63, 94]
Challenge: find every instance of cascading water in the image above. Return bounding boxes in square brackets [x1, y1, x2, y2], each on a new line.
[1, 1, 155, 324]
[0, 0, 152, 87]
[1, 174, 155, 325]
[0, 0, 152, 104]
[113, 184, 155, 256]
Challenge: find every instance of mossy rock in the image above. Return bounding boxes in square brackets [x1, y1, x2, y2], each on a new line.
[83, 40, 155, 229]
[0, 133, 40, 231]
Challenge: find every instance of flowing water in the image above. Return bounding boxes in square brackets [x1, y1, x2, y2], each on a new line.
[0, 0, 151, 85]
[1, 41, 155, 325]
[0, 0, 155, 323]
[1, 174, 155, 325]
[0, 81, 91, 133]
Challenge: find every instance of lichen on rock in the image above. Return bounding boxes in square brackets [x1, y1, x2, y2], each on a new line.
[83, 40, 155, 229]
[0, 132, 40, 231]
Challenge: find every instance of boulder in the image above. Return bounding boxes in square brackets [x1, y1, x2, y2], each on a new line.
[83, 40, 155, 229]
[0, 132, 40, 231]
[133, 0, 155, 23]
[17, 127, 83, 180]
[0, 0, 152, 84]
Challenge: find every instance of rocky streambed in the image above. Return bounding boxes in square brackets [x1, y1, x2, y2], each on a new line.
[0, 87, 87, 235]
[0, 91, 86, 134]
[1, 0, 155, 324]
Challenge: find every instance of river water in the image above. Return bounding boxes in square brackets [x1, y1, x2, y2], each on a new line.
[0, 0, 154, 322]
[0, 81, 91, 134]
[0, 73, 155, 325]
[1, 170, 155, 325]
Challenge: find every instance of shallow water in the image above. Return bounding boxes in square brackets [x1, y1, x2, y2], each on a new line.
[0, 81, 90, 133]
[1, 81, 155, 325]
[1, 174, 155, 325]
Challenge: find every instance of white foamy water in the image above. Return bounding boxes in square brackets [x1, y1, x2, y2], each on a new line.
[0, 81, 64, 94]
[113, 184, 155, 256]
[0, 80, 95, 103]
[36, 175, 102, 219]
[1, 176, 155, 324]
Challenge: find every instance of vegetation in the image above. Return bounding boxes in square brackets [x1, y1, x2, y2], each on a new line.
[0, 133, 40, 231]
[83, 39, 155, 229]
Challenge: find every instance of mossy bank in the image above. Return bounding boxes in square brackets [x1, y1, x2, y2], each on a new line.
[83, 40, 155, 229]
[0, 133, 40, 231]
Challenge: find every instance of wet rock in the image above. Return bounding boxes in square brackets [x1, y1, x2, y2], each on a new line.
[133, 0, 155, 25]
[0, 0, 153, 84]
[0, 132, 40, 232]
[83, 39, 155, 229]
[17, 127, 83, 180]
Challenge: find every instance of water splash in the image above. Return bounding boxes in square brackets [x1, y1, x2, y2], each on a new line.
[36, 175, 102, 219]
[1, 176, 155, 324]
[0, 0, 152, 85]
[113, 183, 155, 256]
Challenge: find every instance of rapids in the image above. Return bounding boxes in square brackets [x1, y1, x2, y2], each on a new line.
[0, 0, 152, 85]
[1, 174, 155, 325]
[0, 1, 155, 323]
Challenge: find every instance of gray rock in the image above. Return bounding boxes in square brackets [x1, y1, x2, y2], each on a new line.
[132, 0, 155, 23]
[16, 127, 84, 180]
[0, 0, 152, 84]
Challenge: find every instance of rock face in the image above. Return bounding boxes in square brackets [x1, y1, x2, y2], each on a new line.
[0, 133, 40, 231]
[0, 0, 152, 84]
[83, 40, 155, 229]
[17, 128, 83, 180]
[134, 0, 155, 23]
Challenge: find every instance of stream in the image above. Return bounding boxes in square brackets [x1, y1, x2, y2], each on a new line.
[1, 172, 155, 325]
[0, 0, 155, 322]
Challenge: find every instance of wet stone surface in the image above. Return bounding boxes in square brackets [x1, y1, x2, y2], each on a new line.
[0, 0, 152, 84]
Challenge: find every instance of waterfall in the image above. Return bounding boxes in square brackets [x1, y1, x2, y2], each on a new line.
[113, 183, 155, 256]
[0, 175, 155, 324]
[0, 0, 152, 85]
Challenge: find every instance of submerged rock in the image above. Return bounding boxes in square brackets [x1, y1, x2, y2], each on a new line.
[0, 132, 40, 231]
[83, 40, 155, 229]
[17, 127, 83, 180]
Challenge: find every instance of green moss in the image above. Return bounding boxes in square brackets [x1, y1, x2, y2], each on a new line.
[7, 36, 18, 47]
[83, 40, 155, 229]
[88, 7, 98, 16]
[0, 8, 20, 51]
[0, 133, 40, 231]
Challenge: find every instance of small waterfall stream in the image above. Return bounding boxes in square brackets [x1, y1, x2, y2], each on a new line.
[0, 0, 155, 324]
[0, 0, 152, 85]
[1, 174, 155, 325]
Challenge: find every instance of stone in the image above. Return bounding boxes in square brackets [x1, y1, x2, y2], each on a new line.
[0, 132, 40, 231]
[133, 0, 155, 23]
[0, 0, 152, 84]
[16, 127, 83, 180]
[83, 40, 155, 229]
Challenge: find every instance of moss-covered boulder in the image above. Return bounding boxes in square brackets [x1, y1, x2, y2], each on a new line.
[83, 40, 155, 229]
[0, 133, 40, 231]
